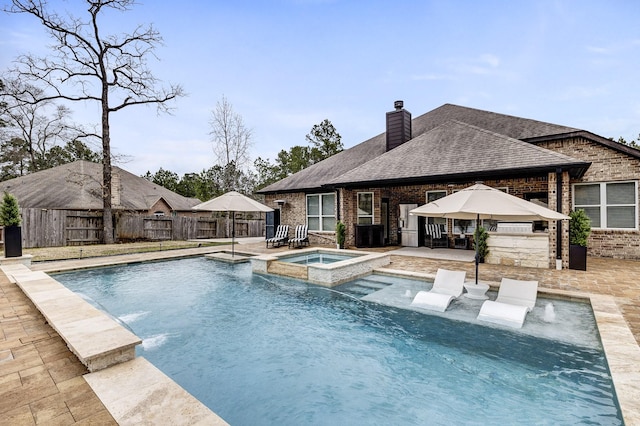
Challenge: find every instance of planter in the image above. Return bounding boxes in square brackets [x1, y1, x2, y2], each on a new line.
[569, 244, 587, 271]
[4, 225, 23, 258]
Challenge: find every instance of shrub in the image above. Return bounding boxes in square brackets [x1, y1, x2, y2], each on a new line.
[0, 192, 21, 227]
[473, 226, 489, 260]
[335, 220, 346, 247]
[569, 209, 591, 247]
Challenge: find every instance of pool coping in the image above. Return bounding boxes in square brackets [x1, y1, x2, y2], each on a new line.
[6, 251, 639, 425]
[375, 267, 640, 425]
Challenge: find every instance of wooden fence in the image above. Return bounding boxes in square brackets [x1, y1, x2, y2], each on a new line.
[17, 208, 265, 248]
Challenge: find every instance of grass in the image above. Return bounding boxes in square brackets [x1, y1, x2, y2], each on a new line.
[24, 240, 223, 262]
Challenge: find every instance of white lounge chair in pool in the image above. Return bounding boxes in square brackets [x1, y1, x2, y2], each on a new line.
[410, 268, 466, 312]
[477, 278, 539, 328]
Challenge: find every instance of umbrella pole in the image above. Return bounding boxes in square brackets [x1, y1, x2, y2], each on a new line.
[232, 212, 235, 257]
[475, 213, 480, 285]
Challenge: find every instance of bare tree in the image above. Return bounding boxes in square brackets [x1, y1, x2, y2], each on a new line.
[209, 95, 253, 180]
[0, 78, 77, 173]
[5, 0, 184, 243]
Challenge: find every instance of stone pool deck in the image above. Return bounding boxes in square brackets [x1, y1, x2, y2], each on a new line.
[1, 241, 640, 424]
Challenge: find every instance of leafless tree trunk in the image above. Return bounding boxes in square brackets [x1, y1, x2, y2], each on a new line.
[209, 95, 253, 168]
[5, 0, 184, 243]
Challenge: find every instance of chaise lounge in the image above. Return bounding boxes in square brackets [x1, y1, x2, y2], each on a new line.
[477, 278, 539, 328]
[288, 224, 309, 248]
[266, 224, 289, 248]
[410, 268, 466, 312]
[425, 223, 449, 248]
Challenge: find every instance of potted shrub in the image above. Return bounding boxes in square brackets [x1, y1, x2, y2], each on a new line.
[1, 192, 23, 258]
[569, 209, 590, 271]
[335, 220, 346, 249]
[473, 226, 489, 263]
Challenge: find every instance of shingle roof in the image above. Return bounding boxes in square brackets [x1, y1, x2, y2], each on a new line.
[325, 120, 589, 187]
[0, 160, 201, 211]
[257, 103, 595, 194]
[411, 104, 579, 140]
[258, 133, 388, 193]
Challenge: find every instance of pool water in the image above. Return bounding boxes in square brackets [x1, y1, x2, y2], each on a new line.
[55, 258, 622, 425]
[278, 251, 360, 264]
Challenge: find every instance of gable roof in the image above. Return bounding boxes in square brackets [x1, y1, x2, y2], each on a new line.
[257, 103, 605, 194]
[325, 120, 589, 187]
[0, 160, 201, 211]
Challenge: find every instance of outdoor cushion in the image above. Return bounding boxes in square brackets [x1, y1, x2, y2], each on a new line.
[266, 225, 289, 248]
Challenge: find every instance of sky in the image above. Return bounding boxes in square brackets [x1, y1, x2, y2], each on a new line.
[1, 0, 639, 177]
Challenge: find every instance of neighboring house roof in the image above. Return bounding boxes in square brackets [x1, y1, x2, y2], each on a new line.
[0, 160, 201, 211]
[257, 103, 621, 194]
[325, 120, 590, 187]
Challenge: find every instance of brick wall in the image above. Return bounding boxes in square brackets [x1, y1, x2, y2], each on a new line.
[263, 135, 640, 260]
[264, 193, 337, 246]
[537, 137, 640, 259]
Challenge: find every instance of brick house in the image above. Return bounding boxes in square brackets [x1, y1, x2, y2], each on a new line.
[258, 102, 640, 266]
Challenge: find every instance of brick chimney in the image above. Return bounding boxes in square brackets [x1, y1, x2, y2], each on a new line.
[386, 100, 412, 151]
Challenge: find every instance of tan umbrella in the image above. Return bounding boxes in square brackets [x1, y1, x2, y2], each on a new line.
[410, 183, 569, 284]
[193, 191, 273, 256]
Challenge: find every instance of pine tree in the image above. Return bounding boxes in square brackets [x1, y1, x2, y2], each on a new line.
[0, 192, 21, 226]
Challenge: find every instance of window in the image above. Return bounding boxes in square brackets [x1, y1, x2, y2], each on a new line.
[426, 190, 447, 231]
[357, 192, 374, 224]
[307, 193, 336, 231]
[574, 181, 637, 229]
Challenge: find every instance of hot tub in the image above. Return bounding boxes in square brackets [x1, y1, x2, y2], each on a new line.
[251, 248, 391, 287]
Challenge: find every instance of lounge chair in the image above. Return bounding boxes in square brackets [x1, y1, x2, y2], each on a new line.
[410, 268, 466, 312]
[266, 225, 289, 248]
[477, 278, 538, 328]
[425, 223, 448, 248]
[288, 224, 309, 248]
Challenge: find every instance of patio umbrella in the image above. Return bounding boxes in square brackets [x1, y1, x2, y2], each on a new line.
[410, 183, 569, 284]
[193, 191, 273, 256]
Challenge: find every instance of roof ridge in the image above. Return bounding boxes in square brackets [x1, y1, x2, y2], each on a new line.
[439, 104, 581, 133]
[442, 119, 584, 163]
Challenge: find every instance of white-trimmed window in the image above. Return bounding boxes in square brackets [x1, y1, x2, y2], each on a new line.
[573, 181, 637, 229]
[357, 192, 374, 224]
[307, 193, 336, 231]
[426, 190, 447, 231]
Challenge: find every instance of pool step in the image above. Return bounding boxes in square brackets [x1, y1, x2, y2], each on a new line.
[341, 275, 395, 297]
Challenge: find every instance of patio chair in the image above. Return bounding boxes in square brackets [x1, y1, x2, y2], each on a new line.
[410, 268, 466, 312]
[266, 225, 289, 248]
[425, 223, 448, 249]
[288, 224, 309, 248]
[477, 278, 538, 328]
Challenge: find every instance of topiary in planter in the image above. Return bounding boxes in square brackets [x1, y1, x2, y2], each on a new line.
[569, 209, 591, 247]
[335, 220, 346, 249]
[1, 192, 23, 258]
[569, 209, 591, 270]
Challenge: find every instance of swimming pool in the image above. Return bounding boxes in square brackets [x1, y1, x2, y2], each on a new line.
[55, 258, 622, 425]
